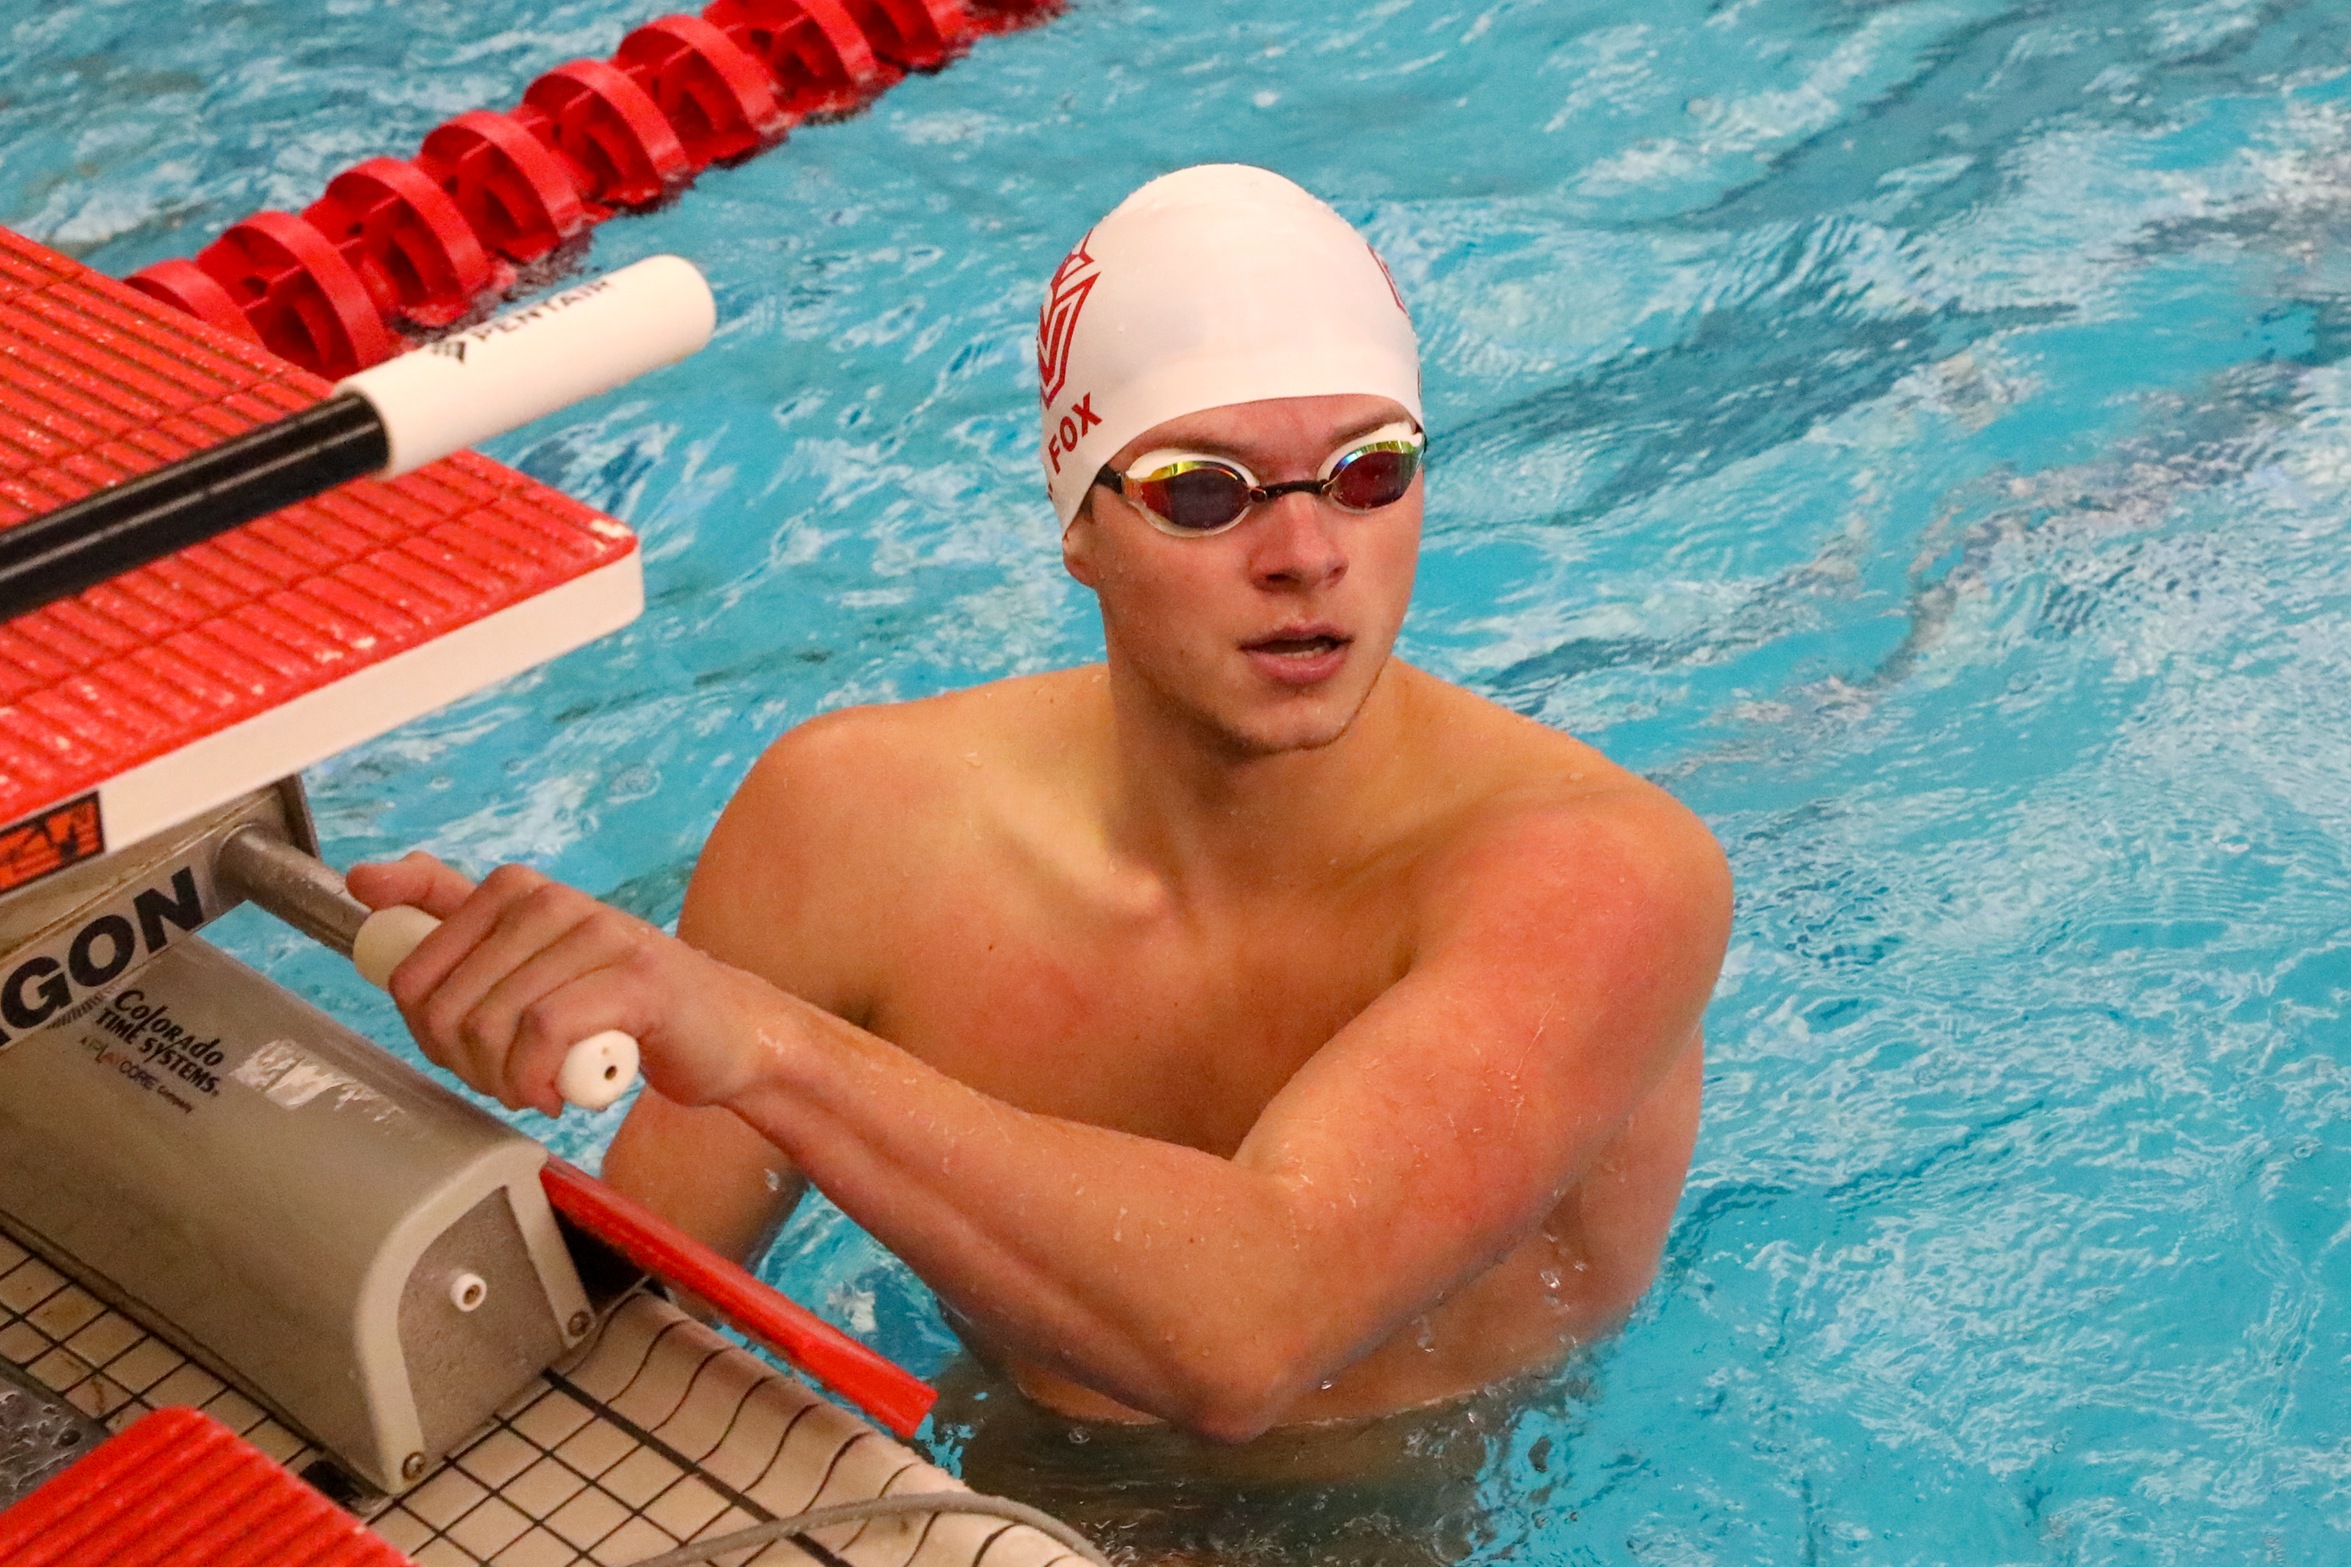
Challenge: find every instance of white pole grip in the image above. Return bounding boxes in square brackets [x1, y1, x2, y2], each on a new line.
[336, 254, 717, 478]
[352, 906, 642, 1113]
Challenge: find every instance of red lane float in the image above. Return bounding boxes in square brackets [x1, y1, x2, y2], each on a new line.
[122, 258, 254, 342]
[846, 0, 973, 71]
[707, 0, 891, 115]
[306, 157, 507, 329]
[518, 58, 695, 214]
[197, 210, 402, 380]
[415, 109, 591, 265]
[618, 14, 791, 166]
[125, 0, 1060, 378]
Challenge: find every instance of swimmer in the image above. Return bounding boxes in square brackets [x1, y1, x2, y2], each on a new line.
[350, 164, 1729, 1554]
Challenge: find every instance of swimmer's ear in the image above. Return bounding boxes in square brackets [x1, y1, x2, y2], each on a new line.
[1062, 491, 1103, 589]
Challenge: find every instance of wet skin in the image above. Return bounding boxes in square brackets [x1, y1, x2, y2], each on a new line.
[349, 392, 1730, 1440]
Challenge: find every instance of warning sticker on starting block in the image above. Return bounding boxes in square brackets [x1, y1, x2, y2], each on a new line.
[0, 794, 103, 895]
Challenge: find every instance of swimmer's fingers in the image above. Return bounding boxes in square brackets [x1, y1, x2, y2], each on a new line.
[505, 970, 648, 1118]
[510, 950, 775, 1115]
[345, 851, 476, 919]
[423, 875, 601, 1063]
[385, 863, 562, 1074]
[457, 912, 645, 1114]
[376, 861, 775, 1115]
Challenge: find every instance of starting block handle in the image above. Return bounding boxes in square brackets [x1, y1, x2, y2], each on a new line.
[216, 826, 642, 1114]
[351, 905, 642, 1112]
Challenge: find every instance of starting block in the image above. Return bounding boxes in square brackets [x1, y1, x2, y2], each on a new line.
[0, 224, 643, 891]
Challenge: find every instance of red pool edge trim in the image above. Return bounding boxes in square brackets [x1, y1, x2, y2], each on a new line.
[541, 1157, 940, 1440]
[123, 0, 1064, 379]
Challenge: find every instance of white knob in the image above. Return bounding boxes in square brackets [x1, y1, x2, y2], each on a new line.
[450, 1273, 487, 1313]
[557, 1030, 641, 1113]
[351, 905, 439, 990]
[352, 905, 642, 1113]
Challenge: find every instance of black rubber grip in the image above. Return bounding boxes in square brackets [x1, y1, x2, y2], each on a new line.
[0, 392, 390, 623]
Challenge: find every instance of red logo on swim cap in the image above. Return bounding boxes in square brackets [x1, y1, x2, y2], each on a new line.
[1038, 233, 1100, 407]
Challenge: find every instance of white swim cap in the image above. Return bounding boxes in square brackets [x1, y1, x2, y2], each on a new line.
[1035, 164, 1422, 528]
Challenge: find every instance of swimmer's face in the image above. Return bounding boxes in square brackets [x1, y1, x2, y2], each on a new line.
[1064, 392, 1421, 756]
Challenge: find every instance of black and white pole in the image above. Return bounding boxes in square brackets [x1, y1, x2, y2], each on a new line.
[0, 254, 716, 623]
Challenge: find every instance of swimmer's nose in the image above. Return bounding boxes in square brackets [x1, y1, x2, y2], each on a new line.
[1248, 489, 1347, 591]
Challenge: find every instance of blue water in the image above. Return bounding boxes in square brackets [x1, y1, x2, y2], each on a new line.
[6, 0, 2351, 1560]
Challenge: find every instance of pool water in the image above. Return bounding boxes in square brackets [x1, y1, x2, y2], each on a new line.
[7, 0, 2351, 1560]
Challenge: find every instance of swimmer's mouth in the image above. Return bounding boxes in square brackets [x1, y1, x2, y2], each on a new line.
[1243, 625, 1351, 659]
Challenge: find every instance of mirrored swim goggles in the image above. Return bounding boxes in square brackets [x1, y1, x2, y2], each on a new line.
[1092, 420, 1425, 537]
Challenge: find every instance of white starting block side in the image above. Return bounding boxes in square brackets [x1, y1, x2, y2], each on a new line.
[0, 1245, 1079, 1567]
[87, 544, 642, 861]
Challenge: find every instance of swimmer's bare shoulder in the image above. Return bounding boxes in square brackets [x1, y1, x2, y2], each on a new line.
[601, 668, 1112, 1252]
[685, 668, 1112, 981]
[1385, 661, 1724, 924]
[686, 667, 1103, 963]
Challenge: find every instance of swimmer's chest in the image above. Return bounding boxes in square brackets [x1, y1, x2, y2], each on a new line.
[861, 877, 1414, 1155]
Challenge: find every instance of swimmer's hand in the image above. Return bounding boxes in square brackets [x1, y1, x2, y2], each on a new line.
[346, 853, 782, 1117]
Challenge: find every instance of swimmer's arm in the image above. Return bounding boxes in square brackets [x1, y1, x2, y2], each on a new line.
[601, 1094, 806, 1270]
[709, 796, 1729, 1438]
[604, 720, 910, 1261]
[598, 868, 815, 1268]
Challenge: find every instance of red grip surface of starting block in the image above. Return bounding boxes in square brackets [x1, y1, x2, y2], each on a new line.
[0, 1406, 418, 1567]
[0, 225, 642, 893]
